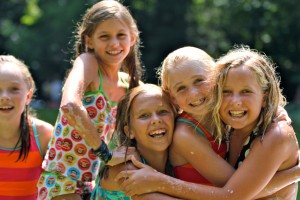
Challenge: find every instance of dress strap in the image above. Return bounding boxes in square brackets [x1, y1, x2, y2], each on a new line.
[177, 112, 212, 140]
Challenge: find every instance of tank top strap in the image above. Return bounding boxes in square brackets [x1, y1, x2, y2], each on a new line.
[177, 112, 213, 140]
[30, 118, 43, 157]
[98, 68, 103, 91]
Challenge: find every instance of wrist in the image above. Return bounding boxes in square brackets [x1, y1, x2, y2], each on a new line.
[92, 140, 113, 163]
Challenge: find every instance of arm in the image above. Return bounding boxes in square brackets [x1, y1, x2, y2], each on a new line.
[118, 122, 299, 199]
[169, 122, 234, 186]
[100, 160, 180, 199]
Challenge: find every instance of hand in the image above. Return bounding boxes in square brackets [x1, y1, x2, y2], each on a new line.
[107, 146, 140, 166]
[114, 157, 161, 196]
[273, 106, 292, 124]
[61, 103, 100, 149]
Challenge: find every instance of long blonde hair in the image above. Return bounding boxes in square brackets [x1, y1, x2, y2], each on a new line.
[210, 45, 286, 141]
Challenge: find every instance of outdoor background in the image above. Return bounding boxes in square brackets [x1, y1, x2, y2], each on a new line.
[1, 0, 300, 198]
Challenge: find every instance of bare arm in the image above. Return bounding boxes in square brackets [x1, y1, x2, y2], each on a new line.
[117, 122, 299, 199]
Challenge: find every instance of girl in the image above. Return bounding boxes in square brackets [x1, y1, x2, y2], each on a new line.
[37, 0, 143, 199]
[116, 46, 299, 199]
[0, 55, 53, 200]
[93, 84, 178, 199]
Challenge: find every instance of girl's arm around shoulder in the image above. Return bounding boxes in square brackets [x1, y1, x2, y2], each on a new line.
[170, 121, 234, 186]
[61, 53, 99, 106]
[34, 118, 54, 156]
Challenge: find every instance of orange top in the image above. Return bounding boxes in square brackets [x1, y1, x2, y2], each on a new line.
[0, 119, 43, 200]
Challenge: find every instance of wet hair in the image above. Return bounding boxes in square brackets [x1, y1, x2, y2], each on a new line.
[210, 45, 286, 141]
[0, 55, 36, 161]
[73, 0, 143, 89]
[157, 46, 216, 91]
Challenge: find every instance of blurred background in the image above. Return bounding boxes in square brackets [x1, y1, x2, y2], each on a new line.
[1, 0, 300, 195]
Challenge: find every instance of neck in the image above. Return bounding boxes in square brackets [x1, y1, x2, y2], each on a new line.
[139, 149, 168, 173]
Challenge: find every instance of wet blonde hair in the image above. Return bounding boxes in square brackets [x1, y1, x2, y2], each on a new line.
[157, 46, 216, 92]
[74, 0, 142, 89]
[210, 45, 286, 141]
[0, 55, 36, 160]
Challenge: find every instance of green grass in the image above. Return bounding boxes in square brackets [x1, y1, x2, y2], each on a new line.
[35, 107, 59, 125]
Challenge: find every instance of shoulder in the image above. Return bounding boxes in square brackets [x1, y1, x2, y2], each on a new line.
[172, 121, 211, 150]
[33, 118, 53, 136]
[73, 53, 98, 72]
[260, 121, 297, 154]
[32, 118, 53, 153]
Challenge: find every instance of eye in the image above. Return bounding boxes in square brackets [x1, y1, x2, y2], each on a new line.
[11, 87, 20, 92]
[99, 35, 109, 40]
[194, 78, 204, 84]
[176, 86, 186, 93]
[138, 113, 150, 119]
[117, 33, 127, 39]
[222, 89, 231, 95]
[158, 109, 171, 115]
[242, 89, 252, 94]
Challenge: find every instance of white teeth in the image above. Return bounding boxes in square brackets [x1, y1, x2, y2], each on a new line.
[149, 129, 166, 137]
[190, 98, 204, 107]
[108, 50, 121, 55]
[230, 111, 245, 117]
[0, 106, 12, 110]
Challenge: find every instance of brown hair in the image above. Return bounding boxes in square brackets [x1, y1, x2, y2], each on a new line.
[73, 0, 143, 89]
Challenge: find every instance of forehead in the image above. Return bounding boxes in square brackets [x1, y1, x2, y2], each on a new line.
[0, 63, 24, 80]
[226, 66, 260, 86]
[132, 90, 169, 107]
[96, 17, 129, 32]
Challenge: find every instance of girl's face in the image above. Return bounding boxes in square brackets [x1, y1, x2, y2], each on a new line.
[0, 64, 32, 122]
[220, 66, 266, 134]
[167, 60, 212, 118]
[127, 90, 174, 154]
[86, 18, 135, 67]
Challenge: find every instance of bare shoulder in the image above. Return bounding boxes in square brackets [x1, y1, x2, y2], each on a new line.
[171, 121, 210, 152]
[33, 118, 53, 154]
[263, 121, 298, 154]
[266, 121, 296, 141]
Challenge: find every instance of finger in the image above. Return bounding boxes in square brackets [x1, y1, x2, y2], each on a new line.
[115, 170, 132, 182]
[131, 157, 145, 169]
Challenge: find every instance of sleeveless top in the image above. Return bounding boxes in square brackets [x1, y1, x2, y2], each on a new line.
[233, 131, 256, 169]
[172, 112, 227, 185]
[44, 70, 128, 182]
[0, 118, 43, 200]
[91, 156, 174, 200]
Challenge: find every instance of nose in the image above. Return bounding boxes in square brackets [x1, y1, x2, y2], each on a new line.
[0, 91, 10, 102]
[231, 94, 242, 106]
[151, 113, 162, 125]
[189, 86, 199, 97]
[109, 37, 119, 48]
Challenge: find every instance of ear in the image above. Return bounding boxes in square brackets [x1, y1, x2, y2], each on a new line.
[124, 125, 135, 139]
[85, 35, 94, 50]
[25, 89, 33, 105]
[130, 34, 136, 47]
